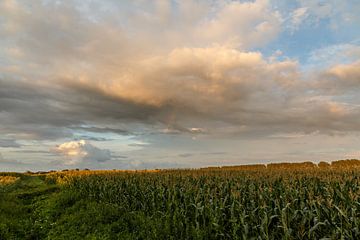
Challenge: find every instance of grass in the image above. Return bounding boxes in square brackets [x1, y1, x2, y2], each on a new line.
[0, 174, 59, 240]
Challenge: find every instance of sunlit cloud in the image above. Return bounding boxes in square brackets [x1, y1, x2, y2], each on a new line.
[53, 140, 112, 165]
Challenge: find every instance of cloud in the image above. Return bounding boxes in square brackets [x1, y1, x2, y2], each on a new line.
[345, 151, 360, 159]
[11, 150, 51, 154]
[0, 0, 360, 144]
[0, 153, 23, 165]
[188, 128, 206, 134]
[290, 7, 308, 31]
[307, 44, 360, 68]
[53, 140, 112, 165]
[0, 77, 159, 140]
[88, 46, 299, 123]
[327, 61, 360, 88]
[1, 44, 360, 140]
[73, 126, 129, 135]
[0, 0, 284, 140]
[194, 0, 282, 48]
[1, 0, 360, 171]
[314, 60, 360, 96]
[0, 139, 21, 148]
[295, 0, 360, 30]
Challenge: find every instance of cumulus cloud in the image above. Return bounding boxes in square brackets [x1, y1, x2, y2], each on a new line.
[70, 46, 304, 134]
[53, 140, 112, 165]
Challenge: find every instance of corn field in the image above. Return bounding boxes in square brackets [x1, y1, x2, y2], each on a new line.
[0, 176, 19, 185]
[44, 167, 360, 239]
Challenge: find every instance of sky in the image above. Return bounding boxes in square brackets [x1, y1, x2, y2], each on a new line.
[1, 0, 360, 171]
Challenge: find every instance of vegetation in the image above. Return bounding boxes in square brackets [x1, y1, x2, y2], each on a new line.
[1, 160, 360, 239]
[0, 176, 20, 185]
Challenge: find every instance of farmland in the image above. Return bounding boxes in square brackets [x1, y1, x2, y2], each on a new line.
[1, 160, 360, 239]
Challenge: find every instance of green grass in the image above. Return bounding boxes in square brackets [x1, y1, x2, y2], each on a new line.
[0, 174, 59, 240]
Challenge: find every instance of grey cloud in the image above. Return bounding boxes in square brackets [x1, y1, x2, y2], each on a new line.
[112, 155, 128, 159]
[202, 152, 227, 156]
[73, 126, 129, 135]
[83, 144, 111, 163]
[9, 150, 58, 157]
[0, 153, 24, 165]
[127, 143, 149, 148]
[0, 77, 163, 140]
[53, 140, 112, 165]
[0, 139, 21, 148]
[178, 153, 194, 158]
[178, 152, 227, 158]
[76, 136, 111, 142]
